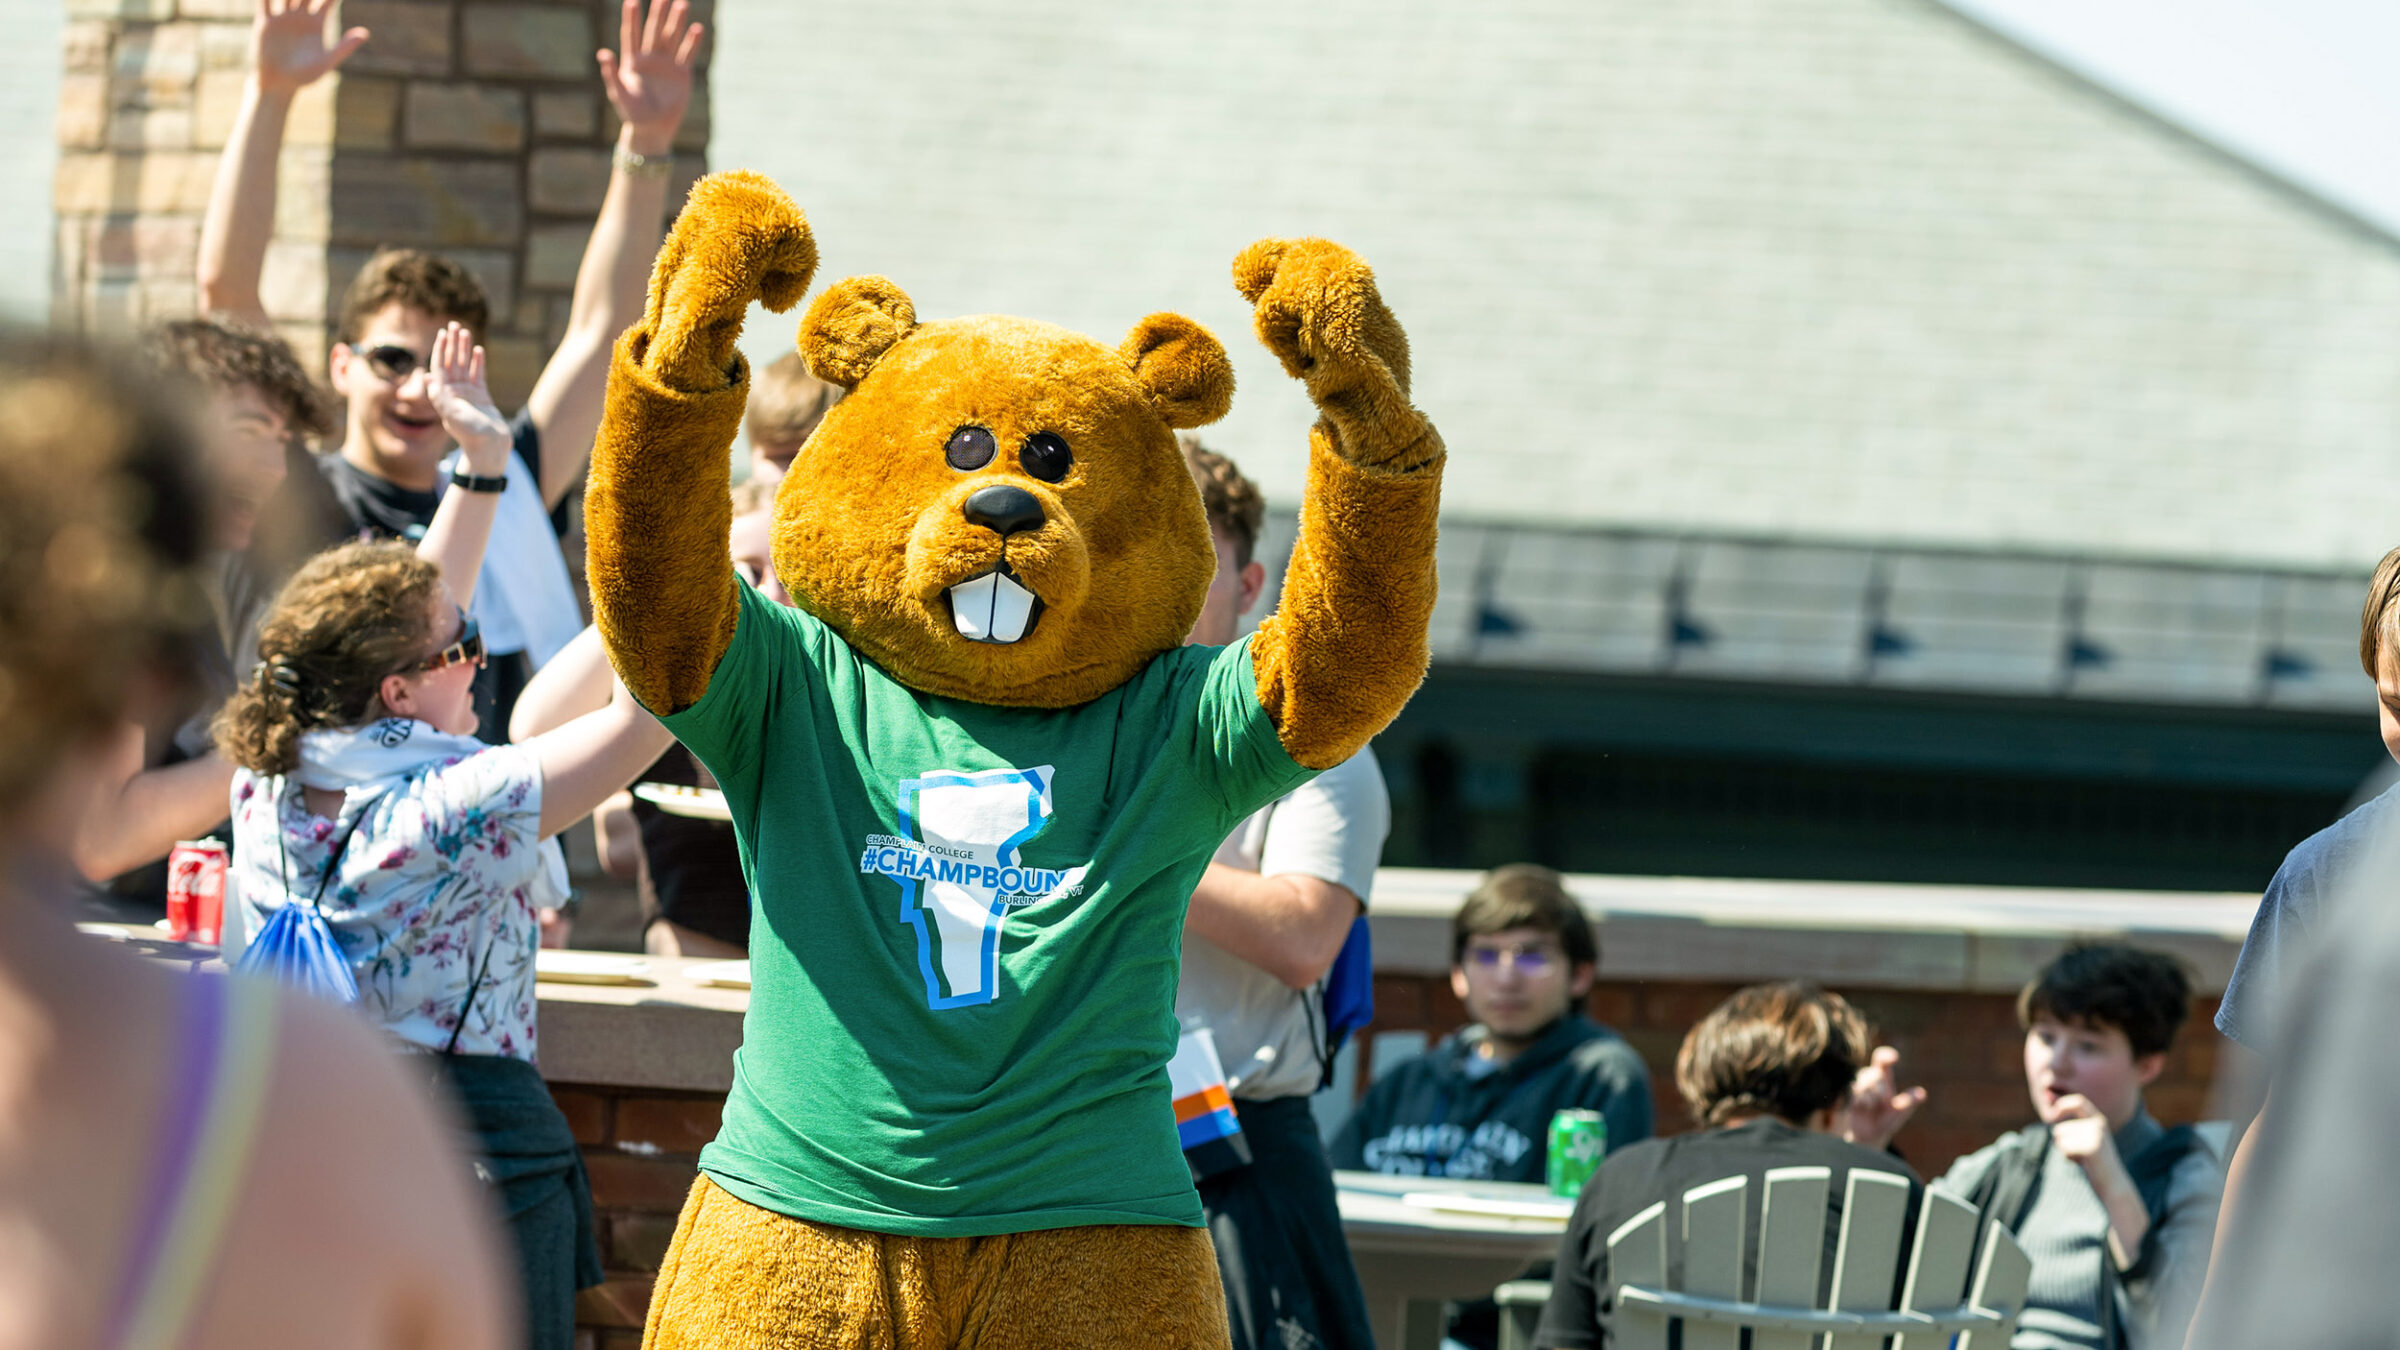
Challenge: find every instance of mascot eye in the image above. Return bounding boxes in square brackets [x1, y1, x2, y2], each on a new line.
[1020, 432, 1073, 483]
[946, 426, 996, 471]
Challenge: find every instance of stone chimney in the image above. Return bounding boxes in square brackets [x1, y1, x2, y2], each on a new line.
[53, 0, 710, 408]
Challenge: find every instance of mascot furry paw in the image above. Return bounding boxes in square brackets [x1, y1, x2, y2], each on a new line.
[588, 171, 1443, 1349]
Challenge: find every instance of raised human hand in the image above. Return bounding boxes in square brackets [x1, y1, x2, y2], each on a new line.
[598, 0, 703, 155]
[638, 172, 817, 393]
[1841, 1045, 1929, 1150]
[426, 323, 511, 476]
[250, 0, 368, 96]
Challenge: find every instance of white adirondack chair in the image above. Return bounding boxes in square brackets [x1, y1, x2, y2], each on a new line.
[1496, 1167, 2030, 1350]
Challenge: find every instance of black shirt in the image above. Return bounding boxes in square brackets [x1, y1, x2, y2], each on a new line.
[1535, 1119, 1921, 1349]
[314, 410, 547, 546]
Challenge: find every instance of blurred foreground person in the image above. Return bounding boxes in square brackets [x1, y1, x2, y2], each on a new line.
[2183, 820, 2400, 1348]
[2185, 545, 2400, 1328]
[0, 334, 507, 1348]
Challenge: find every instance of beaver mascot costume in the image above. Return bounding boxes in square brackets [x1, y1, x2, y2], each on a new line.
[587, 171, 1444, 1348]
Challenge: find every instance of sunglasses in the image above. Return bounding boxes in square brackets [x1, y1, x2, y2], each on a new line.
[414, 609, 486, 673]
[357, 344, 430, 382]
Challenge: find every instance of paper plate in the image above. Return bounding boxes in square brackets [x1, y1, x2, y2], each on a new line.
[535, 951, 655, 986]
[632, 782, 732, 822]
[683, 959, 751, 990]
[1400, 1192, 1575, 1223]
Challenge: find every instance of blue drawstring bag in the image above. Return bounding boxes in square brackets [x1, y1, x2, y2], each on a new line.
[1317, 915, 1374, 1089]
[233, 786, 374, 1005]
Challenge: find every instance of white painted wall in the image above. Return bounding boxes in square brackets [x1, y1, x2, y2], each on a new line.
[0, 0, 61, 323]
[710, 0, 2400, 572]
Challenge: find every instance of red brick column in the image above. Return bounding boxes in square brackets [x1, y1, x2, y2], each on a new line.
[551, 1082, 720, 1348]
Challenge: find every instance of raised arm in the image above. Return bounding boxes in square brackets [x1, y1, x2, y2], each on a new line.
[410, 325, 511, 609]
[585, 172, 815, 713]
[508, 624, 616, 742]
[1235, 240, 1446, 769]
[521, 0, 702, 511]
[529, 677, 674, 839]
[196, 0, 366, 325]
[68, 721, 237, 882]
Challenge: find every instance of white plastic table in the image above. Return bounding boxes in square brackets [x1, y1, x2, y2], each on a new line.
[1334, 1170, 1572, 1350]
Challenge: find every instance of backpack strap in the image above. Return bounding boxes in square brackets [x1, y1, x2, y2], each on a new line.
[1962, 1124, 2049, 1232]
[2124, 1124, 2207, 1222]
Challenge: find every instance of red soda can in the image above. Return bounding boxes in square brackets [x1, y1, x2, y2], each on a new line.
[167, 839, 229, 946]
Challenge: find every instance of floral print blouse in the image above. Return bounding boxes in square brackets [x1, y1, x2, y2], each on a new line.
[229, 744, 560, 1061]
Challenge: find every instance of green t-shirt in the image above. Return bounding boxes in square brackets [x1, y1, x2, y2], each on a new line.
[659, 583, 1316, 1235]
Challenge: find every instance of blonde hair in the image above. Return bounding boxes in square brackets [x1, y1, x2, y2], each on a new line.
[212, 541, 443, 775]
[2361, 546, 2400, 678]
[1180, 436, 1266, 567]
[729, 479, 774, 517]
[745, 351, 840, 448]
[0, 335, 209, 808]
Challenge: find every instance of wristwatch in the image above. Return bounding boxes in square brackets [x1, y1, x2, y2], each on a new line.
[451, 468, 508, 494]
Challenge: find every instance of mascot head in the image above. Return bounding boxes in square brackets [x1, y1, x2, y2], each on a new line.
[769, 277, 1235, 707]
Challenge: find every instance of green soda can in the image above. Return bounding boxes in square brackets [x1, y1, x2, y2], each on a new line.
[1546, 1109, 1608, 1198]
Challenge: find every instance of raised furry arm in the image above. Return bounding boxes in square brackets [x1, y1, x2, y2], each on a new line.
[1236, 239, 1445, 770]
[584, 171, 816, 714]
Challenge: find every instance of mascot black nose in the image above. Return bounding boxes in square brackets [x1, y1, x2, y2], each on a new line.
[963, 485, 1045, 538]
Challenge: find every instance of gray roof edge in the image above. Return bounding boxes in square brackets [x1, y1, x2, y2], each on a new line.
[1918, 0, 2400, 257]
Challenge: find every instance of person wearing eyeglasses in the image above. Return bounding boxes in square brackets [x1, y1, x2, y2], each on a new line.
[197, 0, 705, 746]
[1330, 865, 1653, 1350]
[1333, 865, 1653, 1186]
[211, 528, 671, 1350]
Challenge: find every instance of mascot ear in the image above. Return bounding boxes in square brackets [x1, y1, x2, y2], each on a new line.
[1120, 313, 1233, 429]
[799, 276, 918, 390]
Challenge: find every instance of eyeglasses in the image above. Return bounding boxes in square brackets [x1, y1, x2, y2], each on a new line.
[358, 344, 430, 382]
[413, 609, 485, 673]
[1464, 942, 1562, 974]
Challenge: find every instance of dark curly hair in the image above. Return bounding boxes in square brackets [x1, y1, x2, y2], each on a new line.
[1676, 982, 1873, 1128]
[212, 540, 444, 775]
[145, 318, 334, 440]
[0, 332, 209, 808]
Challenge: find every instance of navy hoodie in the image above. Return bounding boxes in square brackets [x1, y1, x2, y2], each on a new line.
[1331, 1015, 1655, 1182]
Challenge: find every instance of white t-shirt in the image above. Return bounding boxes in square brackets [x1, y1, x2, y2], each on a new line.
[1175, 746, 1389, 1101]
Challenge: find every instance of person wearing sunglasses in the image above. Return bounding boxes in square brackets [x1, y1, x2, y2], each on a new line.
[213, 533, 672, 1350]
[198, 0, 706, 747]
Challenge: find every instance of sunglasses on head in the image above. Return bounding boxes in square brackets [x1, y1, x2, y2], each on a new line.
[414, 609, 485, 673]
[358, 344, 430, 382]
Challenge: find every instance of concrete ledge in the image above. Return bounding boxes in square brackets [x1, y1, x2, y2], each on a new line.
[533, 959, 746, 1093]
[90, 866, 2262, 1094]
[1367, 869, 2257, 993]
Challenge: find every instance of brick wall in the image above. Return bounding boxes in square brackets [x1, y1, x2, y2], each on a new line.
[551, 1082, 721, 1348]
[53, 0, 710, 407]
[549, 974, 2226, 1338]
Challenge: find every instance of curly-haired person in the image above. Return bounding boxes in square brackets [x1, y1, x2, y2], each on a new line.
[0, 331, 510, 1348]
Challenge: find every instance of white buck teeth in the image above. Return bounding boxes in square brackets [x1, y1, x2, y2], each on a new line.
[947, 571, 1037, 644]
